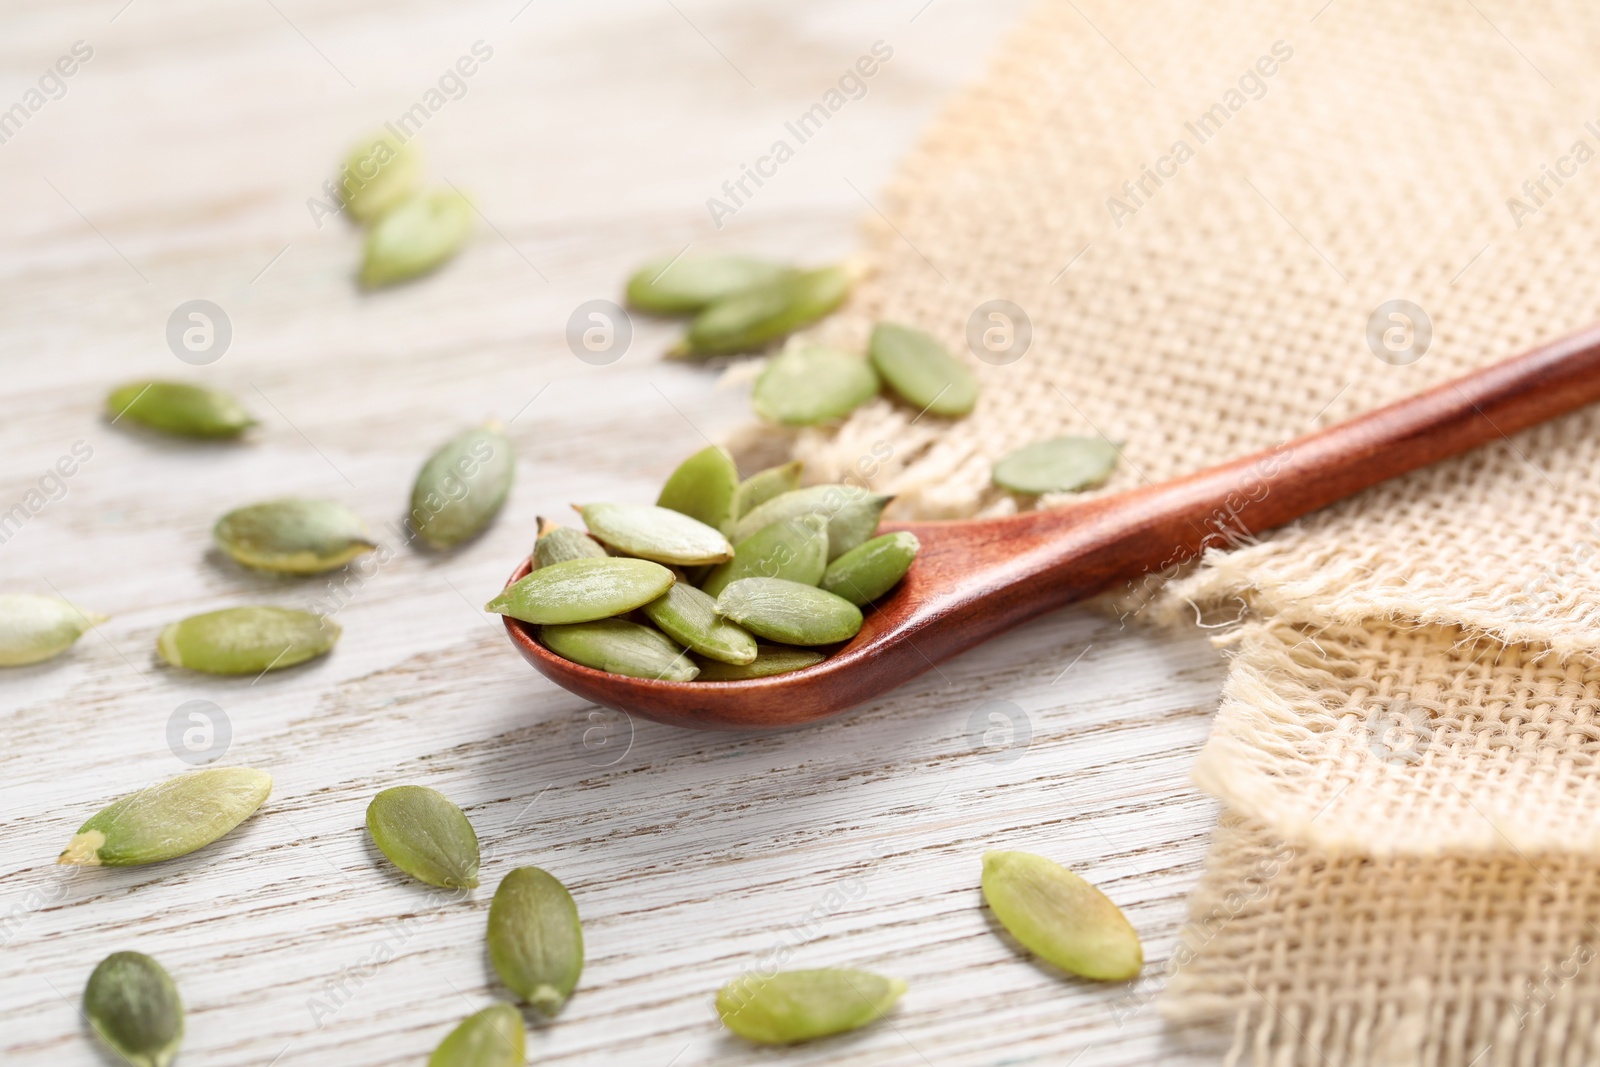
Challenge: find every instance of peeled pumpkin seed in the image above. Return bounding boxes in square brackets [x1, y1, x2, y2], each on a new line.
[59, 767, 272, 867]
[410, 423, 516, 549]
[533, 518, 607, 568]
[361, 189, 474, 288]
[429, 1003, 526, 1067]
[106, 381, 256, 439]
[730, 485, 892, 561]
[366, 785, 480, 889]
[626, 255, 792, 314]
[0, 594, 104, 666]
[694, 645, 824, 680]
[641, 583, 756, 665]
[716, 968, 905, 1045]
[578, 503, 733, 565]
[732, 460, 803, 521]
[715, 578, 863, 646]
[980, 850, 1143, 981]
[486, 557, 674, 625]
[992, 437, 1119, 495]
[700, 514, 828, 598]
[157, 606, 338, 675]
[675, 264, 854, 357]
[540, 619, 698, 681]
[213, 498, 375, 574]
[752, 346, 879, 426]
[656, 445, 739, 534]
[820, 532, 919, 606]
[84, 951, 183, 1067]
[488, 867, 584, 1014]
[868, 322, 979, 417]
[339, 130, 422, 224]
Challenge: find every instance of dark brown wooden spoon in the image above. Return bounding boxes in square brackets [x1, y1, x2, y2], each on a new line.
[504, 323, 1600, 730]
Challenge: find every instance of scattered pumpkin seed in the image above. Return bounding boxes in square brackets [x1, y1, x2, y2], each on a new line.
[700, 514, 828, 598]
[59, 767, 272, 867]
[656, 445, 739, 534]
[626, 255, 793, 314]
[716, 968, 905, 1045]
[540, 619, 699, 681]
[980, 851, 1143, 981]
[694, 645, 824, 680]
[428, 1003, 526, 1067]
[0, 594, 105, 666]
[84, 951, 183, 1067]
[732, 460, 803, 520]
[578, 503, 733, 566]
[715, 578, 863, 646]
[752, 346, 879, 426]
[641, 583, 756, 665]
[991, 437, 1119, 495]
[410, 422, 516, 549]
[366, 785, 480, 889]
[675, 264, 854, 357]
[157, 606, 338, 675]
[868, 322, 979, 417]
[213, 498, 375, 574]
[106, 381, 255, 439]
[731, 485, 892, 561]
[820, 532, 919, 606]
[339, 130, 423, 224]
[361, 189, 474, 288]
[486, 557, 674, 625]
[488, 867, 584, 1014]
[533, 518, 607, 568]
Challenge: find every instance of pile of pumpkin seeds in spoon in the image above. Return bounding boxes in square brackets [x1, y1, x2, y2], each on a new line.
[486, 447, 918, 682]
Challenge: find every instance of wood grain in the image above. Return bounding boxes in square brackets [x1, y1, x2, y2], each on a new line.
[0, 1, 1234, 1063]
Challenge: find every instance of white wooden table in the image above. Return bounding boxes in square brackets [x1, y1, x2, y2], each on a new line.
[0, 2, 1231, 1063]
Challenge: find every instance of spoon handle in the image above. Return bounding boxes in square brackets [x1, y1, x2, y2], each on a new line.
[1044, 321, 1600, 609]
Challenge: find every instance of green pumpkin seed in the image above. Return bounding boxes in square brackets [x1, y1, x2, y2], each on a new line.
[578, 503, 733, 566]
[717, 968, 905, 1045]
[429, 1003, 526, 1067]
[992, 437, 1119, 495]
[730, 485, 892, 561]
[641, 583, 756, 665]
[59, 767, 272, 867]
[732, 460, 803, 520]
[410, 423, 516, 549]
[157, 606, 338, 675]
[715, 578, 863, 646]
[752, 346, 880, 426]
[0, 594, 105, 666]
[656, 445, 739, 534]
[675, 265, 854, 357]
[486, 557, 674, 625]
[694, 645, 824, 680]
[213, 498, 375, 574]
[820, 532, 919, 606]
[366, 785, 480, 889]
[533, 518, 607, 568]
[626, 255, 793, 314]
[980, 851, 1143, 981]
[540, 619, 698, 681]
[361, 189, 474, 288]
[488, 867, 584, 1014]
[868, 322, 979, 417]
[700, 514, 828, 598]
[340, 130, 423, 224]
[84, 951, 183, 1067]
[107, 381, 256, 439]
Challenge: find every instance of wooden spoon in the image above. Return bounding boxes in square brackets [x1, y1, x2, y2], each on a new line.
[504, 323, 1600, 730]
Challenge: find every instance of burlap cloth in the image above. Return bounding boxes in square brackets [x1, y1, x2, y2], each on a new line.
[737, 0, 1600, 1061]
